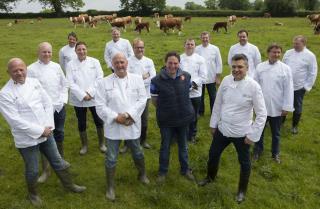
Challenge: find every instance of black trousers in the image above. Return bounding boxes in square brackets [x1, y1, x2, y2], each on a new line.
[207, 129, 251, 177]
[74, 106, 103, 132]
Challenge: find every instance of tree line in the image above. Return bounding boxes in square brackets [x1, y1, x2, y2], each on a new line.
[1, 0, 319, 16]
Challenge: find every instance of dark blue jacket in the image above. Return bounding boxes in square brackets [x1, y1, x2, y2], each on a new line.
[151, 68, 194, 128]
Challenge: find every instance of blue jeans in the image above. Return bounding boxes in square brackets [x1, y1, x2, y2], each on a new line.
[254, 116, 282, 156]
[293, 88, 306, 127]
[200, 83, 217, 115]
[207, 129, 251, 177]
[53, 106, 66, 142]
[159, 125, 189, 175]
[105, 138, 144, 168]
[18, 135, 68, 183]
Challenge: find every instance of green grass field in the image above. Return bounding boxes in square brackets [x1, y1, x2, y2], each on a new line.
[0, 17, 319, 209]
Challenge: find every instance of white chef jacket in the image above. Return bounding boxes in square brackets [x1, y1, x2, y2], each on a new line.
[66, 56, 104, 107]
[180, 53, 207, 98]
[28, 60, 68, 113]
[104, 38, 134, 68]
[95, 73, 147, 140]
[0, 78, 54, 148]
[210, 75, 267, 142]
[59, 44, 77, 71]
[195, 44, 222, 84]
[127, 55, 156, 99]
[228, 42, 261, 78]
[282, 47, 318, 91]
[254, 60, 294, 117]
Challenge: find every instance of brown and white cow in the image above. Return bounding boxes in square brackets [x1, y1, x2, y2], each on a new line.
[307, 14, 320, 25]
[264, 13, 271, 18]
[135, 22, 150, 34]
[227, 15, 237, 26]
[159, 18, 182, 35]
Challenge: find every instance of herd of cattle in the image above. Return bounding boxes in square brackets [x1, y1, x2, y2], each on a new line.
[7, 12, 320, 35]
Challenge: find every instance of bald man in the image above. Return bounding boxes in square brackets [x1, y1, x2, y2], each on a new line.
[0, 58, 85, 207]
[28, 42, 69, 183]
[96, 53, 149, 201]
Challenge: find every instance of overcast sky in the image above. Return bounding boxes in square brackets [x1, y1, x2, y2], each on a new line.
[11, 0, 206, 13]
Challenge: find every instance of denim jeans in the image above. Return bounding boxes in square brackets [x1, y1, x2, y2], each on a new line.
[207, 129, 251, 176]
[293, 88, 306, 127]
[159, 125, 189, 175]
[189, 97, 201, 140]
[74, 106, 104, 132]
[105, 138, 144, 168]
[254, 116, 282, 156]
[18, 135, 68, 183]
[53, 106, 66, 142]
[199, 83, 217, 115]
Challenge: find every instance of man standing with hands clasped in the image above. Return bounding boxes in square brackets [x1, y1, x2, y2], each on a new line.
[95, 53, 149, 201]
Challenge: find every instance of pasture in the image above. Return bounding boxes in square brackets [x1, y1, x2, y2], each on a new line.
[0, 17, 319, 209]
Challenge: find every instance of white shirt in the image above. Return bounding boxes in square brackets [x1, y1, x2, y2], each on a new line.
[66, 56, 104, 107]
[104, 38, 134, 68]
[195, 44, 222, 84]
[95, 73, 147, 140]
[228, 42, 261, 77]
[127, 55, 156, 99]
[0, 78, 54, 148]
[254, 61, 294, 117]
[180, 53, 207, 98]
[59, 44, 77, 71]
[282, 47, 318, 91]
[28, 60, 68, 113]
[210, 75, 267, 142]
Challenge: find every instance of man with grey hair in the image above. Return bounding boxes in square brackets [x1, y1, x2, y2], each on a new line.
[104, 27, 134, 71]
[28, 42, 69, 183]
[282, 35, 318, 134]
[96, 53, 149, 201]
[0, 58, 86, 207]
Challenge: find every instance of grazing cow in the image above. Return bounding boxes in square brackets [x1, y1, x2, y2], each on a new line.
[69, 16, 85, 28]
[89, 18, 98, 28]
[110, 20, 126, 30]
[123, 16, 132, 25]
[275, 22, 283, 26]
[135, 22, 150, 34]
[264, 13, 271, 18]
[159, 18, 182, 34]
[213, 22, 228, 32]
[184, 16, 192, 22]
[227, 15, 237, 26]
[37, 17, 42, 22]
[135, 16, 143, 25]
[307, 14, 320, 25]
[314, 23, 320, 34]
